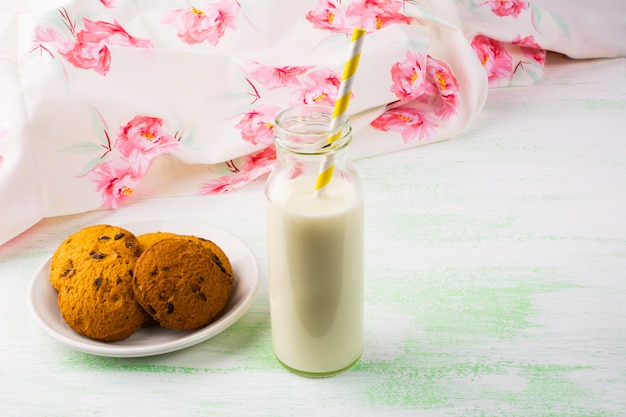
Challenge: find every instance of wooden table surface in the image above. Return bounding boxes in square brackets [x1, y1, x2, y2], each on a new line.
[1, 54, 625, 416]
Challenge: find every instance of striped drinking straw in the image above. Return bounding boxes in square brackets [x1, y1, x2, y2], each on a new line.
[314, 27, 366, 196]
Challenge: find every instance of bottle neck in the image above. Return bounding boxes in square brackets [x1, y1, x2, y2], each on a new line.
[274, 104, 352, 157]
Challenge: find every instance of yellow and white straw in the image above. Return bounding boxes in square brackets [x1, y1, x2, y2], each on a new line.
[314, 27, 366, 195]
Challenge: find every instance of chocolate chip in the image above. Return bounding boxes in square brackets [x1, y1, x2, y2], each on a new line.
[99, 235, 111, 240]
[166, 302, 174, 314]
[62, 268, 76, 278]
[148, 305, 156, 315]
[198, 291, 207, 302]
[114, 233, 125, 240]
[90, 252, 106, 260]
[125, 241, 135, 248]
[95, 277, 103, 289]
[150, 268, 158, 277]
[212, 255, 228, 274]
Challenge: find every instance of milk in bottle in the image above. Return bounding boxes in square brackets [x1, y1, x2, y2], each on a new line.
[265, 104, 364, 377]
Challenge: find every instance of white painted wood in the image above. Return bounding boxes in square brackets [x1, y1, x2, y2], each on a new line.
[1, 54, 625, 416]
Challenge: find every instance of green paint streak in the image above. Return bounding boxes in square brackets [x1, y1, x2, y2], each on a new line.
[368, 267, 577, 338]
[585, 99, 626, 111]
[228, 311, 279, 372]
[355, 359, 598, 413]
[61, 310, 274, 374]
[356, 265, 602, 413]
[63, 352, 210, 375]
[388, 210, 626, 246]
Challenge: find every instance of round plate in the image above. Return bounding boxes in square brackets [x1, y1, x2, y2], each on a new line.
[29, 219, 260, 357]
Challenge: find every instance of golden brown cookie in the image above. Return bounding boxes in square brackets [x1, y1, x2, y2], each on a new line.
[50, 224, 142, 291]
[133, 238, 234, 331]
[136, 231, 179, 253]
[51, 224, 149, 341]
[137, 232, 233, 276]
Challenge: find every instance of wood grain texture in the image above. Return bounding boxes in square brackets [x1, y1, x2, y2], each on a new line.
[1, 54, 625, 416]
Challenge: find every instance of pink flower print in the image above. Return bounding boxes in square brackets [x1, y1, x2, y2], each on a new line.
[371, 106, 437, 143]
[245, 61, 313, 90]
[511, 34, 540, 49]
[235, 105, 282, 146]
[163, 0, 239, 46]
[389, 52, 460, 119]
[115, 116, 179, 161]
[88, 159, 144, 208]
[345, 0, 412, 32]
[200, 174, 252, 194]
[481, 0, 528, 18]
[201, 147, 277, 194]
[512, 35, 546, 66]
[100, 0, 116, 7]
[241, 145, 276, 172]
[471, 35, 513, 86]
[425, 56, 460, 119]
[58, 41, 111, 75]
[390, 50, 431, 102]
[291, 68, 342, 106]
[306, 0, 348, 33]
[65, 19, 152, 75]
[33, 26, 62, 47]
[77, 19, 153, 48]
[36, 16, 153, 76]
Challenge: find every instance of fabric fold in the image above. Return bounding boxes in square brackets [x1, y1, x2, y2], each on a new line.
[0, 0, 624, 246]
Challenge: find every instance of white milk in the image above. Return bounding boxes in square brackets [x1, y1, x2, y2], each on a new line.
[267, 176, 364, 376]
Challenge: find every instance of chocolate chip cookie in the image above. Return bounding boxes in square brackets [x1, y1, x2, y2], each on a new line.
[51, 224, 149, 341]
[137, 231, 233, 276]
[132, 238, 234, 331]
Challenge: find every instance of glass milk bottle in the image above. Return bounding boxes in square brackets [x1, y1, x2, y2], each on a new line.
[265, 104, 364, 377]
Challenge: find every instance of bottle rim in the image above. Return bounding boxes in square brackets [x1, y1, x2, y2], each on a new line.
[274, 104, 352, 155]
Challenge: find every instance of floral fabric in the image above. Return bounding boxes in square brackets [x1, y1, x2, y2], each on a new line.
[0, 0, 624, 245]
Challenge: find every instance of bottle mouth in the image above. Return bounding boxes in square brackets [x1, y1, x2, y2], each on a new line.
[274, 104, 351, 155]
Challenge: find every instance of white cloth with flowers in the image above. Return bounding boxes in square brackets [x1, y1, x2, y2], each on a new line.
[0, 0, 624, 245]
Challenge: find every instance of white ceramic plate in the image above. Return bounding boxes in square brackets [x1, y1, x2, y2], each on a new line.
[29, 219, 260, 357]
